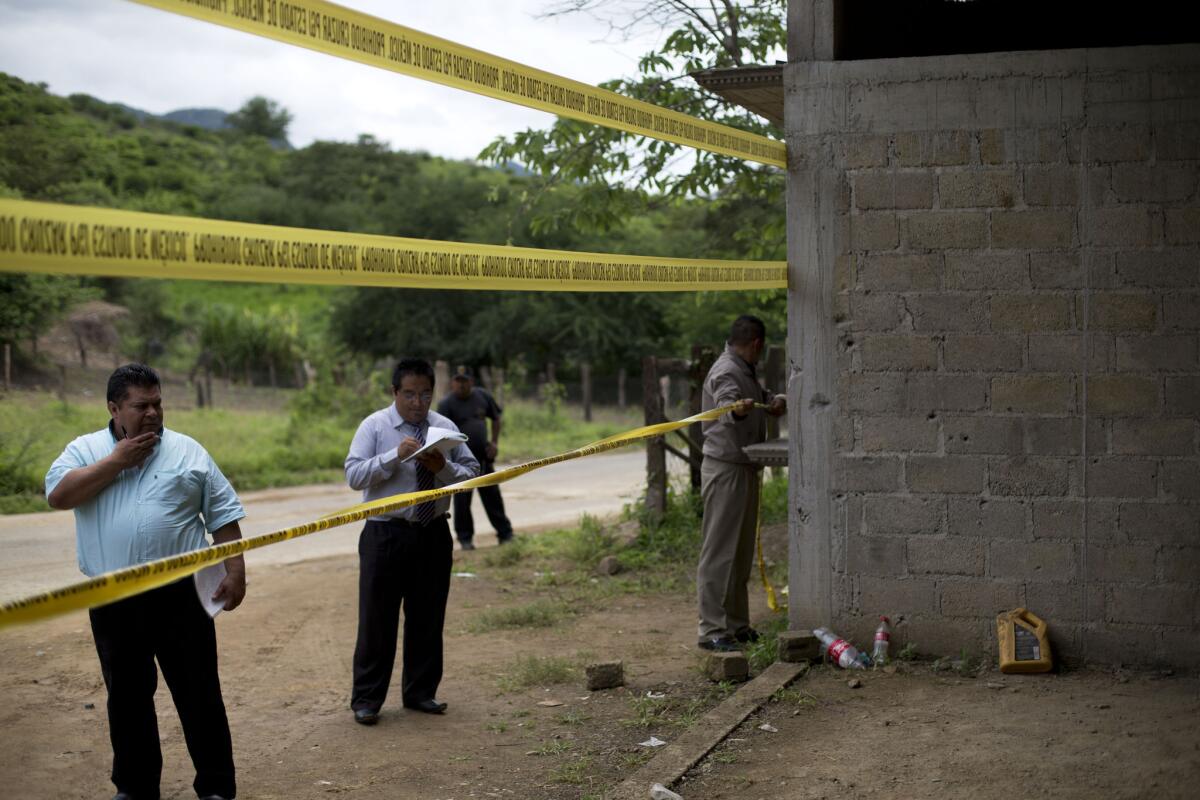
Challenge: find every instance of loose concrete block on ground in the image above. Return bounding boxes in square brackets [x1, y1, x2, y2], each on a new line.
[704, 652, 749, 682]
[585, 660, 625, 691]
[777, 631, 821, 663]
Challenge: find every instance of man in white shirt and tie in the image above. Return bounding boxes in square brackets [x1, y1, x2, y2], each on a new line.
[344, 358, 479, 725]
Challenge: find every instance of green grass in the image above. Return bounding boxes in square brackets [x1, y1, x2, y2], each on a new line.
[496, 654, 578, 692]
[468, 600, 574, 632]
[0, 390, 646, 514]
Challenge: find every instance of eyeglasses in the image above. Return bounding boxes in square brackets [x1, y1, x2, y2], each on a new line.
[399, 391, 433, 403]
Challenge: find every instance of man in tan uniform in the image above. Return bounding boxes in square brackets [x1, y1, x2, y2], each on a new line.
[696, 315, 786, 651]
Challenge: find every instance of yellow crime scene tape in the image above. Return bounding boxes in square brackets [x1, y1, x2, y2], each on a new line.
[127, 0, 786, 168]
[0, 401, 782, 629]
[0, 199, 786, 292]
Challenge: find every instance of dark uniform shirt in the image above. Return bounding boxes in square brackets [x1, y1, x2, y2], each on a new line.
[437, 388, 502, 462]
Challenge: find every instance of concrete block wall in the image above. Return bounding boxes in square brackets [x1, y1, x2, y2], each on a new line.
[785, 45, 1200, 668]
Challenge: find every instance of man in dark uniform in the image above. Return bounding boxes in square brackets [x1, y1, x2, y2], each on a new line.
[436, 367, 514, 550]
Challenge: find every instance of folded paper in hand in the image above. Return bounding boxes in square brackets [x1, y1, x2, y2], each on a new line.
[402, 427, 468, 463]
[194, 560, 227, 618]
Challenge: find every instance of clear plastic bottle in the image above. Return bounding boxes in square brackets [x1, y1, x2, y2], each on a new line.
[872, 616, 891, 667]
[812, 627, 866, 670]
[650, 783, 684, 800]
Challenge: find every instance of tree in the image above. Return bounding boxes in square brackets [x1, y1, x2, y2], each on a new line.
[479, 0, 786, 259]
[225, 96, 292, 143]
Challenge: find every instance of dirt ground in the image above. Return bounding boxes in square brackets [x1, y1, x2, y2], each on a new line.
[2, 544, 1198, 800]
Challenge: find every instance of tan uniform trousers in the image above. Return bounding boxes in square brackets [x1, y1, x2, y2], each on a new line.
[696, 457, 761, 641]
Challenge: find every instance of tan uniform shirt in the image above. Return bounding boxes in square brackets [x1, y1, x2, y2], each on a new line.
[700, 345, 772, 465]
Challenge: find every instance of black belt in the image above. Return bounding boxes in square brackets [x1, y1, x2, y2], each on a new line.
[374, 513, 449, 530]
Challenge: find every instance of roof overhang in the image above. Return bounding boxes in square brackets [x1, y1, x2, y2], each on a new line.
[690, 64, 785, 128]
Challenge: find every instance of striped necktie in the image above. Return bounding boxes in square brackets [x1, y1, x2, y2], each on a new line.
[413, 428, 437, 525]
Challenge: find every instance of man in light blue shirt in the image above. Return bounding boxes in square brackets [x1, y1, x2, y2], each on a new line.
[45, 363, 246, 800]
[345, 357, 478, 725]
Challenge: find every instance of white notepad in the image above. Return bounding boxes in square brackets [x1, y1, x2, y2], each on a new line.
[401, 427, 469, 463]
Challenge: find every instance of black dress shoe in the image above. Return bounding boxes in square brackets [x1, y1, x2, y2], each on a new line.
[353, 707, 379, 725]
[734, 627, 761, 644]
[198, 795, 232, 800]
[698, 636, 741, 652]
[459, 541, 476, 550]
[113, 794, 133, 800]
[404, 698, 447, 714]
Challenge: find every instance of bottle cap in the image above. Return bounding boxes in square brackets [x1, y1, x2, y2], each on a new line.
[879, 615, 889, 622]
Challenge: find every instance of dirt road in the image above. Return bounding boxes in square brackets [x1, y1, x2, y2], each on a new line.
[0, 449, 663, 603]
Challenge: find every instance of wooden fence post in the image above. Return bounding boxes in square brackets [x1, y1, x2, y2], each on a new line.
[642, 355, 666, 519]
[688, 344, 717, 491]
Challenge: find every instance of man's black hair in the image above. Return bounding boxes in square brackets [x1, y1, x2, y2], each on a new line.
[392, 358, 436, 390]
[728, 315, 766, 346]
[107, 363, 161, 405]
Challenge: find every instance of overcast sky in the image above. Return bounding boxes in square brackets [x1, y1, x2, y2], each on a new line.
[0, 0, 664, 160]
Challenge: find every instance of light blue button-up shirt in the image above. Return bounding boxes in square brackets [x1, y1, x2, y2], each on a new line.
[45, 424, 245, 577]
[345, 404, 479, 522]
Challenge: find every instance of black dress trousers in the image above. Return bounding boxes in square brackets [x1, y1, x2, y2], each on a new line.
[89, 576, 236, 800]
[351, 516, 453, 712]
[451, 459, 514, 544]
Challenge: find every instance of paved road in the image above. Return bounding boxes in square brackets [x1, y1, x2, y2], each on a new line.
[0, 449, 674, 603]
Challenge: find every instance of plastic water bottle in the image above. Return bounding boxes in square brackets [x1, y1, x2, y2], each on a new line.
[872, 616, 891, 667]
[650, 783, 683, 800]
[812, 627, 866, 670]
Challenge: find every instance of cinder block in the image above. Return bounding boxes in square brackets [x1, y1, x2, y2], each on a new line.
[990, 457, 1071, 497]
[860, 335, 939, 371]
[905, 375, 989, 413]
[940, 580, 1025, 618]
[846, 536, 906, 577]
[1024, 581, 1100, 622]
[1115, 251, 1199, 289]
[907, 536, 985, 576]
[848, 292, 904, 331]
[948, 498, 1028, 539]
[908, 293, 989, 332]
[1155, 122, 1200, 160]
[945, 416, 1024, 454]
[895, 130, 970, 166]
[1089, 545, 1158, 582]
[1108, 585, 1195, 626]
[853, 170, 935, 210]
[860, 415, 940, 452]
[1081, 624, 1161, 667]
[906, 455, 987, 494]
[990, 540, 1076, 582]
[847, 373, 906, 414]
[1088, 125, 1152, 163]
[903, 212, 988, 249]
[992, 375, 1076, 414]
[864, 496, 944, 537]
[1116, 335, 1198, 371]
[1089, 292, 1159, 332]
[1087, 207, 1156, 248]
[585, 660, 625, 690]
[1027, 334, 1083, 372]
[1159, 546, 1200, 582]
[1111, 164, 1198, 203]
[943, 335, 1024, 372]
[1087, 375, 1159, 415]
[1023, 166, 1081, 206]
[850, 212, 899, 251]
[945, 253, 1030, 290]
[859, 253, 943, 291]
[1032, 500, 1083, 539]
[777, 631, 822, 663]
[979, 128, 1076, 165]
[989, 293, 1074, 332]
[939, 170, 1017, 208]
[991, 210, 1076, 249]
[840, 134, 891, 168]
[837, 456, 903, 492]
[1026, 418, 1085, 456]
[1112, 419, 1196, 455]
[1162, 461, 1200, 500]
[1164, 208, 1200, 245]
[859, 576, 937, 615]
[1166, 376, 1200, 415]
[897, 617, 989, 659]
[1030, 251, 1096, 290]
[704, 651, 749, 682]
[1163, 293, 1200, 331]
[1119, 503, 1200, 545]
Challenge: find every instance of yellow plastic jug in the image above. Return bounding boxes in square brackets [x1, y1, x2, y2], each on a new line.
[996, 608, 1053, 674]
